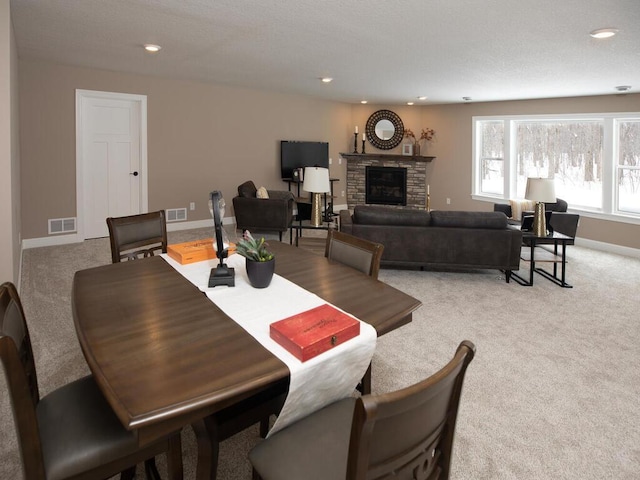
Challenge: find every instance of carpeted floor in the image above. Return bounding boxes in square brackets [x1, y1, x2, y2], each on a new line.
[2, 227, 640, 479]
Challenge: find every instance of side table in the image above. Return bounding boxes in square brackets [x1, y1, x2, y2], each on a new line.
[511, 231, 573, 288]
[291, 220, 338, 247]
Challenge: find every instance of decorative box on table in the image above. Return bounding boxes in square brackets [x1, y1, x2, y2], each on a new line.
[270, 304, 360, 362]
[167, 238, 235, 265]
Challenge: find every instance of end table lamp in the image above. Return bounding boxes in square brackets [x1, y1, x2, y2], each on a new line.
[303, 167, 331, 227]
[525, 177, 556, 237]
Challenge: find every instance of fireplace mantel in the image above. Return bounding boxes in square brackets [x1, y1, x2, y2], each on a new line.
[340, 153, 435, 162]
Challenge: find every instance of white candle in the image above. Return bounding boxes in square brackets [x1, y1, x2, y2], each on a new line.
[427, 184, 430, 195]
[355, 126, 358, 134]
[362, 133, 365, 141]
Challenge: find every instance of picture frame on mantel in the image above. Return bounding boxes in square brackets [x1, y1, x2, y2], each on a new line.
[402, 143, 413, 156]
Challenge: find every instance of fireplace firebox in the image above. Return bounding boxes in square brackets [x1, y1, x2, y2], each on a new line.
[365, 166, 407, 206]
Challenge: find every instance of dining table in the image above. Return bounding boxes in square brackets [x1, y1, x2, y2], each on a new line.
[72, 241, 422, 479]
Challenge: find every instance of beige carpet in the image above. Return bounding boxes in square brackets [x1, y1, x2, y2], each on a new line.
[2, 227, 640, 479]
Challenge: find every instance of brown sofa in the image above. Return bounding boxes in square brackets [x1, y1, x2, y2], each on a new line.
[339, 206, 523, 280]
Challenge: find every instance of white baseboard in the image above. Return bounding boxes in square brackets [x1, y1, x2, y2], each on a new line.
[575, 237, 640, 258]
[21, 217, 233, 250]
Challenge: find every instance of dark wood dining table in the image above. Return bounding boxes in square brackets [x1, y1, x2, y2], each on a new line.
[72, 241, 422, 479]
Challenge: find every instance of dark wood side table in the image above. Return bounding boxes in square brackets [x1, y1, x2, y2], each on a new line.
[291, 219, 337, 246]
[510, 231, 574, 288]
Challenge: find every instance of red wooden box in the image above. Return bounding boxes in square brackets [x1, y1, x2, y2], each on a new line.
[270, 304, 360, 362]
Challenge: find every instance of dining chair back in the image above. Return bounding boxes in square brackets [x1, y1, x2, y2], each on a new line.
[107, 210, 168, 263]
[325, 230, 384, 280]
[0, 281, 183, 480]
[249, 341, 475, 480]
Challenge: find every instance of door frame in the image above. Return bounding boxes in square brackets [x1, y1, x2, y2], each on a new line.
[75, 89, 148, 240]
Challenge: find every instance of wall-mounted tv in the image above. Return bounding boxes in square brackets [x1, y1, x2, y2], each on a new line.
[280, 141, 329, 179]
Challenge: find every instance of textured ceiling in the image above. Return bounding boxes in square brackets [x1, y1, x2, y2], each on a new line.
[10, 0, 640, 104]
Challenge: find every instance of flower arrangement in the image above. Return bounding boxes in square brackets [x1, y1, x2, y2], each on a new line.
[235, 230, 274, 262]
[404, 128, 436, 155]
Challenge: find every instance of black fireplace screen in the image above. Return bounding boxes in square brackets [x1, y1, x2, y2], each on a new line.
[365, 166, 407, 206]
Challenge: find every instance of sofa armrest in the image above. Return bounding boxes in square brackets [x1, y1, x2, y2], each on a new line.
[339, 210, 353, 235]
[549, 212, 579, 239]
[267, 190, 295, 202]
[232, 196, 293, 231]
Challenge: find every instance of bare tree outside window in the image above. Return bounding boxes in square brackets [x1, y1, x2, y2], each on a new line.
[515, 121, 603, 209]
[479, 121, 504, 195]
[618, 120, 640, 214]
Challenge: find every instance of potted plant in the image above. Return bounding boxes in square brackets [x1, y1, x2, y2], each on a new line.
[236, 231, 275, 288]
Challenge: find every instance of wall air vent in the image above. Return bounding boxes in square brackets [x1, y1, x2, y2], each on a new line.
[166, 208, 187, 222]
[48, 217, 77, 234]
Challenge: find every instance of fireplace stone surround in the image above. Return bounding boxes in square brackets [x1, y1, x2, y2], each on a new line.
[340, 153, 435, 210]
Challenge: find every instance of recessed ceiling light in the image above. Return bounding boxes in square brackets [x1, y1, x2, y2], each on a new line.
[417, 96, 427, 100]
[462, 96, 472, 101]
[360, 100, 368, 104]
[407, 102, 414, 106]
[321, 77, 333, 83]
[590, 28, 618, 39]
[144, 44, 161, 52]
[615, 85, 631, 92]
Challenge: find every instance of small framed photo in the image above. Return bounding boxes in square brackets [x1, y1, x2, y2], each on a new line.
[402, 143, 413, 156]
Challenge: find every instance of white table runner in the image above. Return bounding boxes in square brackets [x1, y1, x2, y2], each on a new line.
[161, 253, 377, 435]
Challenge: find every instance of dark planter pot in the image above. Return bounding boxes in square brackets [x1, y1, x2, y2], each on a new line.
[245, 258, 275, 288]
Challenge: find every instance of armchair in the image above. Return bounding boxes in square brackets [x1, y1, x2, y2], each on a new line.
[232, 181, 295, 241]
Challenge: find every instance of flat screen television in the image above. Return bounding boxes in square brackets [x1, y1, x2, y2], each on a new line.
[280, 141, 329, 179]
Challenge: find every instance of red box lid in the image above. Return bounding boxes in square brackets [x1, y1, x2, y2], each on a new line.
[270, 304, 360, 362]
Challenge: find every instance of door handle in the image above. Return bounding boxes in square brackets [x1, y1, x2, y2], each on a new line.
[130, 171, 139, 176]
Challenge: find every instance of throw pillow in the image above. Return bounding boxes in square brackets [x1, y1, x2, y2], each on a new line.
[509, 199, 536, 220]
[256, 186, 269, 199]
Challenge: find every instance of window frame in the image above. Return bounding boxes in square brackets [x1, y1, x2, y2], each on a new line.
[472, 112, 640, 226]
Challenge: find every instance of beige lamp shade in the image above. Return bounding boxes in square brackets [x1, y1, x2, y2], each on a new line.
[302, 167, 331, 193]
[525, 177, 556, 203]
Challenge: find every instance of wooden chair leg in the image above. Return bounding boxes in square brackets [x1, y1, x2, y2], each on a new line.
[144, 458, 161, 480]
[357, 362, 372, 395]
[192, 418, 221, 480]
[120, 466, 136, 480]
[166, 434, 184, 480]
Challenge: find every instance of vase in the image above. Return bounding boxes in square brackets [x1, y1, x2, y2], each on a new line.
[245, 257, 275, 288]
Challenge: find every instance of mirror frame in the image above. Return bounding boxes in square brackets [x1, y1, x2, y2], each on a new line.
[365, 110, 405, 150]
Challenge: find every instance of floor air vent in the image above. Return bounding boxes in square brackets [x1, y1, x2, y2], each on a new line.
[48, 217, 77, 234]
[166, 208, 187, 222]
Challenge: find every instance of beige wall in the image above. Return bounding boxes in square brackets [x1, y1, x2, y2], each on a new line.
[17, 57, 640, 251]
[0, 0, 20, 284]
[19, 59, 351, 239]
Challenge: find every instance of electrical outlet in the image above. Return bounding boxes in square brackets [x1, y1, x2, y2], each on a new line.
[446, 198, 451, 205]
[338, 157, 342, 165]
[341, 190, 345, 197]
[190, 202, 195, 211]
[329, 157, 332, 165]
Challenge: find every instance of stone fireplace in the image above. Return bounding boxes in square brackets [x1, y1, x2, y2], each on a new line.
[341, 153, 434, 210]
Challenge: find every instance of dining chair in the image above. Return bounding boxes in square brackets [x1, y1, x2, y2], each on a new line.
[325, 229, 384, 394]
[107, 210, 168, 263]
[325, 229, 384, 280]
[249, 340, 476, 480]
[0, 281, 183, 480]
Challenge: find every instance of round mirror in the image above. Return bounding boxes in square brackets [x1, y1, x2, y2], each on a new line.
[375, 119, 395, 140]
[365, 110, 404, 150]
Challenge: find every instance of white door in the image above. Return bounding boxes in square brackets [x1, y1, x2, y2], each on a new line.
[76, 90, 148, 239]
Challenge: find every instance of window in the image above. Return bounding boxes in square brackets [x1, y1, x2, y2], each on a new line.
[473, 113, 640, 223]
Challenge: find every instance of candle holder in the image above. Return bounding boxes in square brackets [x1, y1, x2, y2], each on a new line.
[361, 139, 366, 154]
[353, 133, 358, 153]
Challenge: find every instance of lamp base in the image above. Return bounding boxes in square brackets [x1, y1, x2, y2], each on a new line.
[533, 202, 548, 237]
[310, 192, 323, 227]
[209, 264, 235, 287]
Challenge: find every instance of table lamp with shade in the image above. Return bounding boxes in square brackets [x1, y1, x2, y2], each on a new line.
[303, 167, 331, 227]
[525, 177, 556, 237]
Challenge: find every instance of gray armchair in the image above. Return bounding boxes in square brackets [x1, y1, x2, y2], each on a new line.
[232, 181, 294, 241]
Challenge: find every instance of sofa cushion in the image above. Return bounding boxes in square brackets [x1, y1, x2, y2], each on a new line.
[238, 181, 258, 198]
[354, 206, 431, 227]
[430, 211, 507, 229]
